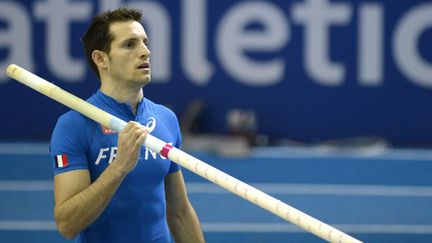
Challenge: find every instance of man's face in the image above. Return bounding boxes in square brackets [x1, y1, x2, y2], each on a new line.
[106, 20, 151, 86]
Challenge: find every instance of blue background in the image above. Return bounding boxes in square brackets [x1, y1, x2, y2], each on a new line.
[1, 0, 432, 145]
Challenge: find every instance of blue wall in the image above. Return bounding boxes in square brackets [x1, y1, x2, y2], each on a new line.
[1, 0, 432, 145]
[2, 147, 432, 243]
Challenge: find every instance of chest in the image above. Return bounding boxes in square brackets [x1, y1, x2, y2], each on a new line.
[86, 112, 176, 185]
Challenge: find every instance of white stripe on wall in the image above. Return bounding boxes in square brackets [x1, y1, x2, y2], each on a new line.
[0, 180, 52, 191]
[251, 146, 432, 161]
[0, 221, 56, 231]
[186, 183, 432, 197]
[202, 223, 432, 234]
[1, 181, 432, 197]
[1, 221, 431, 234]
[1, 143, 432, 161]
[0, 143, 49, 155]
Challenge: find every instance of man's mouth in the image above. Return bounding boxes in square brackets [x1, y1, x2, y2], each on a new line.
[137, 62, 150, 69]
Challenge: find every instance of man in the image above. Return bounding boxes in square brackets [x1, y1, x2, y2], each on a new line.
[50, 7, 205, 243]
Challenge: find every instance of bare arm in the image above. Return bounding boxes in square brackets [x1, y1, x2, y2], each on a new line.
[54, 122, 148, 239]
[165, 171, 205, 243]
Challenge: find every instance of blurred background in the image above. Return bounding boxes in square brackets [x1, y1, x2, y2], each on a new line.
[1, 0, 432, 242]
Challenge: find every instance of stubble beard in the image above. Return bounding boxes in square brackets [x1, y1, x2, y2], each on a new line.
[133, 73, 151, 88]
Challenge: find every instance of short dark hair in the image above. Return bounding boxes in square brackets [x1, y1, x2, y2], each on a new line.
[81, 7, 143, 79]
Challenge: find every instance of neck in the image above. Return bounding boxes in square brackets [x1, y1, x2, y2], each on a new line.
[100, 80, 144, 115]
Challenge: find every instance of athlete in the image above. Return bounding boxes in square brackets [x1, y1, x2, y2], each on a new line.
[50, 7, 205, 243]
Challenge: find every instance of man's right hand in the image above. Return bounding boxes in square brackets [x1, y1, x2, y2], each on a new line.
[114, 121, 149, 173]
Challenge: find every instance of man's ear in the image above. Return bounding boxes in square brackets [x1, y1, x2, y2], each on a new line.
[92, 50, 108, 70]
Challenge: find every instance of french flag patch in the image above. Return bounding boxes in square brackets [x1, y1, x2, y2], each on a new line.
[54, 154, 69, 168]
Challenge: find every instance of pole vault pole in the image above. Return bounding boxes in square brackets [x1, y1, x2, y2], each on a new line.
[6, 64, 362, 243]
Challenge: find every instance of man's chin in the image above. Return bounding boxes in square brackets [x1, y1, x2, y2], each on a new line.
[142, 75, 151, 85]
[133, 75, 151, 86]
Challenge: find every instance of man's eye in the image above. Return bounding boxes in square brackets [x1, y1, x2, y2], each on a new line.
[124, 41, 135, 48]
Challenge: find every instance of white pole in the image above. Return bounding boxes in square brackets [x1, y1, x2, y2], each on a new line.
[6, 64, 362, 243]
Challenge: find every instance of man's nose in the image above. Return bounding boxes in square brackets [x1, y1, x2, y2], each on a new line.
[140, 44, 151, 59]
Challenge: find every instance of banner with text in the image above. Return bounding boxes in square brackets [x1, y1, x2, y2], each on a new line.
[1, 0, 431, 145]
